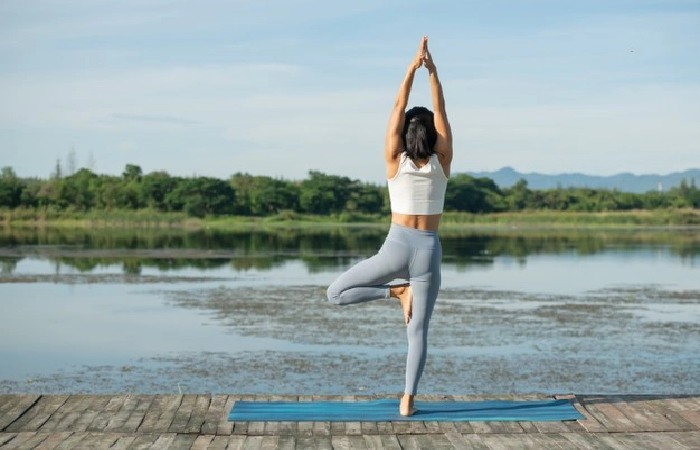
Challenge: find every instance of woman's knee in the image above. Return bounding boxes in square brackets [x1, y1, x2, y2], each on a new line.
[326, 284, 342, 304]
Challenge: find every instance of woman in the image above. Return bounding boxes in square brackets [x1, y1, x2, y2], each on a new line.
[327, 36, 453, 416]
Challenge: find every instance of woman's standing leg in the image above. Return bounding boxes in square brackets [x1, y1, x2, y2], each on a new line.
[404, 239, 442, 396]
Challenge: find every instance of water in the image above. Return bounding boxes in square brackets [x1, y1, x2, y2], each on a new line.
[0, 227, 698, 395]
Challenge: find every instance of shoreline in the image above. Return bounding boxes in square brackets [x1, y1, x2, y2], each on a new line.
[2, 208, 700, 231]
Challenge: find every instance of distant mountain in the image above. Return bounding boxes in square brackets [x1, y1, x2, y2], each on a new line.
[466, 167, 700, 193]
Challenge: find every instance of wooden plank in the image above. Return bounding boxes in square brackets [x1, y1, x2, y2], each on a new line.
[0, 433, 18, 446]
[330, 435, 351, 450]
[33, 431, 74, 450]
[79, 431, 121, 449]
[361, 435, 385, 450]
[443, 431, 490, 450]
[241, 435, 263, 450]
[405, 420, 427, 435]
[560, 432, 618, 450]
[247, 421, 265, 436]
[184, 395, 211, 434]
[107, 435, 137, 450]
[454, 421, 475, 434]
[676, 409, 700, 428]
[573, 396, 608, 433]
[387, 420, 410, 435]
[311, 436, 334, 450]
[610, 395, 677, 432]
[151, 433, 177, 449]
[232, 421, 248, 436]
[168, 394, 198, 433]
[531, 420, 573, 433]
[635, 432, 689, 450]
[528, 432, 573, 450]
[1, 432, 49, 450]
[201, 394, 228, 436]
[666, 431, 700, 448]
[313, 421, 331, 436]
[191, 434, 214, 450]
[375, 422, 394, 435]
[580, 398, 635, 432]
[467, 422, 496, 434]
[259, 435, 279, 450]
[297, 421, 314, 437]
[378, 434, 403, 450]
[277, 421, 296, 436]
[5, 395, 69, 433]
[347, 435, 369, 449]
[263, 421, 279, 435]
[416, 434, 455, 449]
[596, 434, 637, 450]
[52, 431, 90, 450]
[398, 434, 456, 450]
[209, 435, 246, 450]
[69, 396, 111, 433]
[330, 421, 346, 435]
[86, 395, 128, 432]
[120, 395, 153, 433]
[120, 432, 159, 450]
[345, 421, 362, 435]
[479, 433, 542, 450]
[276, 435, 295, 450]
[422, 420, 441, 434]
[39, 395, 85, 432]
[104, 395, 152, 433]
[0, 395, 40, 431]
[220, 396, 240, 436]
[486, 421, 524, 434]
[139, 395, 182, 434]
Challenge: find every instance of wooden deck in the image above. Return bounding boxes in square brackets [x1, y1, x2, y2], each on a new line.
[1, 394, 698, 449]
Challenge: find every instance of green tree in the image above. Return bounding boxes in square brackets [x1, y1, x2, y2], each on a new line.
[166, 177, 235, 217]
[445, 174, 503, 213]
[299, 171, 351, 214]
[0, 167, 24, 208]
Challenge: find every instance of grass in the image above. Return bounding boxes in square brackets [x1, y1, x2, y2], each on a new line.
[2, 207, 699, 230]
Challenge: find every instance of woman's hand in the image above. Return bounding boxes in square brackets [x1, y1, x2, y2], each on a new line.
[409, 36, 427, 71]
[422, 38, 436, 73]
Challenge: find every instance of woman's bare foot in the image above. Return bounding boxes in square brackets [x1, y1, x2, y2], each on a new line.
[400, 394, 417, 416]
[390, 285, 413, 325]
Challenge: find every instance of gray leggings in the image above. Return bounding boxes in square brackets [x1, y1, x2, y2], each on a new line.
[327, 223, 442, 395]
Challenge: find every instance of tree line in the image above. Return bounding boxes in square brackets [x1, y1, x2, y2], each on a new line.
[0, 164, 698, 217]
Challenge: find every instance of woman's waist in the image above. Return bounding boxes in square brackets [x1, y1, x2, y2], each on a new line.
[391, 212, 441, 232]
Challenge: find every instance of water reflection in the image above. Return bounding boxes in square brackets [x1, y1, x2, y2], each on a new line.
[0, 227, 698, 275]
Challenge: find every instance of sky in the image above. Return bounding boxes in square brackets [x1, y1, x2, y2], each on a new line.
[1, 0, 699, 183]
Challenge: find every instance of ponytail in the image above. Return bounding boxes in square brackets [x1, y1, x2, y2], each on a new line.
[402, 106, 437, 161]
[405, 117, 431, 161]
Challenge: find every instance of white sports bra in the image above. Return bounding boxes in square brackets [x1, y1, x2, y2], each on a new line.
[387, 153, 448, 215]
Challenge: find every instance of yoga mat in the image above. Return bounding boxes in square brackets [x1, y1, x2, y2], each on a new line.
[228, 398, 584, 422]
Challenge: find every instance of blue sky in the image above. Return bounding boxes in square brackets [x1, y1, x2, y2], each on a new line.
[1, 0, 698, 183]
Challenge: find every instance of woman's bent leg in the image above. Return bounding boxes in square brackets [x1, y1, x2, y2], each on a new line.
[327, 239, 410, 305]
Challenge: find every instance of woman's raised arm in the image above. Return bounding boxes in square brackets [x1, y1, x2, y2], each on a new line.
[422, 41, 453, 176]
[385, 37, 426, 178]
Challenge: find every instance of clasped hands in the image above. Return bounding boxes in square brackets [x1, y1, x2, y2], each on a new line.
[411, 36, 436, 73]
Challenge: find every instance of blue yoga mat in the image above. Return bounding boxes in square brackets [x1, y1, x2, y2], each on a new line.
[228, 398, 584, 422]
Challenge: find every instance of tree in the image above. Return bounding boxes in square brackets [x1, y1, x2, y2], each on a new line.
[141, 171, 177, 211]
[0, 167, 24, 208]
[299, 171, 351, 214]
[166, 177, 235, 217]
[445, 174, 503, 213]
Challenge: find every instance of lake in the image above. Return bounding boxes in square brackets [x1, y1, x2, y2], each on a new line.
[1, 226, 698, 395]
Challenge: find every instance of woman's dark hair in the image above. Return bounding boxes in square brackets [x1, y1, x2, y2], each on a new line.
[402, 106, 437, 161]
